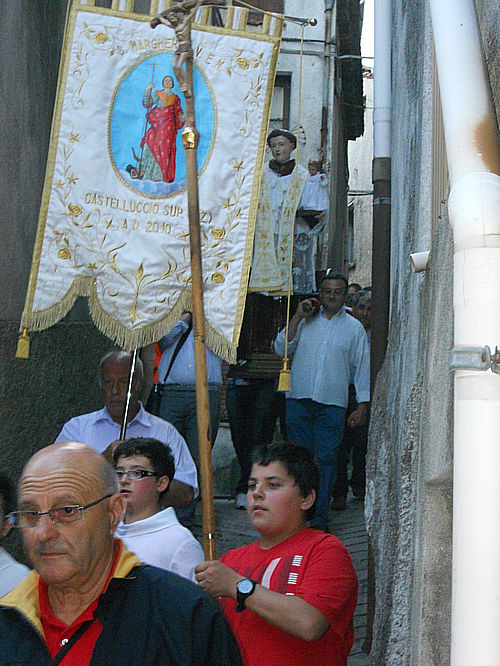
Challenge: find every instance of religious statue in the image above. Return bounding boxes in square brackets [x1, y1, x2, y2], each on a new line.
[140, 75, 185, 182]
[249, 130, 329, 294]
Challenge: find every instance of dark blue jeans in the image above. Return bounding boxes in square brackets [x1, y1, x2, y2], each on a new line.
[286, 398, 346, 526]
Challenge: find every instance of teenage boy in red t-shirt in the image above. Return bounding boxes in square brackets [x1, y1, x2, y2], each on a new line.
[195, 443, 358, 666]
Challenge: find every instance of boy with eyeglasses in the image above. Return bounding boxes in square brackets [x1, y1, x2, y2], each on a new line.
[114, 437, 203, 582]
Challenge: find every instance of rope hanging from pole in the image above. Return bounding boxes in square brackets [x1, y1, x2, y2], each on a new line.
[277, 22, 307, 393]
[120, 348, 139, 440]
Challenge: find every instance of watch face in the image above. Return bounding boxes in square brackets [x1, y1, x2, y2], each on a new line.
[238, 578, 254, 594]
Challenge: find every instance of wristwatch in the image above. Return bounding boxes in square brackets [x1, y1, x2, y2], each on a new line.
[236, 578, 257, 613]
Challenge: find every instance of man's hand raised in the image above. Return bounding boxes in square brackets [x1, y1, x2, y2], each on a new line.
[285, 298, 321, 344]
[295, 298, 320, 320]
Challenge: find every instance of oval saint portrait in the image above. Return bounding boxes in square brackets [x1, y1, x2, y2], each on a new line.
[109, 52, 215, 197]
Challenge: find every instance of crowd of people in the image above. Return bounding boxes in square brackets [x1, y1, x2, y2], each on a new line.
[230, 276, 372, 519]
[0, 118, 374, 663]
[0, 271, 370, 664]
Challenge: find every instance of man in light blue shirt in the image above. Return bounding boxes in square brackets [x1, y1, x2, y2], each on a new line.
[274, 274, 370, 530]
[157, 312, 222, 527]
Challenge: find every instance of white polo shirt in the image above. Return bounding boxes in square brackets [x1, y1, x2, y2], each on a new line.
[116, 508, 204, 582]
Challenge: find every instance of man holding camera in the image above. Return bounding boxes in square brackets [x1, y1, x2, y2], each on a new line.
[274, 273, 370, 531]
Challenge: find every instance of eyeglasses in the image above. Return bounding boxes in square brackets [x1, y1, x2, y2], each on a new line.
[116, 469, 157, 482]
[320, 288, 345, 296]
[8, 494, 113, 529]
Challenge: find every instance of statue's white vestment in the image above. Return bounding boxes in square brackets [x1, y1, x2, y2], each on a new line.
[250, 165, 328, 294]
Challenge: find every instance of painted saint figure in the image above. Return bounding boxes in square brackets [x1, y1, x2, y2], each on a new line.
[140, 75, 185, 182]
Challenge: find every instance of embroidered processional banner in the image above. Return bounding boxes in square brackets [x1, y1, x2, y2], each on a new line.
[20, 2, 282, 362]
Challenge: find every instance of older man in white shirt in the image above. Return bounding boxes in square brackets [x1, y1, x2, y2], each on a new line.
[56, 351, 198, 509]
[0, 473, 29, 597]
[274, 274, 370, 530]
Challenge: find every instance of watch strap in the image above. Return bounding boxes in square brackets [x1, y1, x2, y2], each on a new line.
[236, 578, 257, 613]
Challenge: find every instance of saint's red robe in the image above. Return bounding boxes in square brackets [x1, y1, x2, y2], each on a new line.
[141, 92, 185, 183]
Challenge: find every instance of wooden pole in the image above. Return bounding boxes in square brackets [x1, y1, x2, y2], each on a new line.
[151, 1, 216, 559]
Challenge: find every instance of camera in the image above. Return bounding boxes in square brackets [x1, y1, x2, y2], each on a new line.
[302, 297, 321, 314]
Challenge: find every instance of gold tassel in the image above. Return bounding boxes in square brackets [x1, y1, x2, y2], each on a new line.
[16, 328, 30, 359]
[277, 357, 291, 392]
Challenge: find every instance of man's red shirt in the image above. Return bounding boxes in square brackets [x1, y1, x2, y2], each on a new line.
[39, 541, 121, 665]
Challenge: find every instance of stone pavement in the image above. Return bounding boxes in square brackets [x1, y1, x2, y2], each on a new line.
[193, 490, 369, 665]
[330, 493, 370, 666]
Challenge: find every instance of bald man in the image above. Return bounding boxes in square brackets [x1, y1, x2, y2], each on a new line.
[0, 442, 242, 665]
[56, 350, 198, 508]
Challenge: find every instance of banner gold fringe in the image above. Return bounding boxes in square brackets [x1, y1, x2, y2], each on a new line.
[21, 275, 237, 362]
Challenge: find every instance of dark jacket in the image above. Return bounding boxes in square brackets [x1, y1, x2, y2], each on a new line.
[0, 544, 242, 665]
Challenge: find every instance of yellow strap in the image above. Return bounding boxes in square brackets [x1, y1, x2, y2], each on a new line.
[279, 23, 306, 388]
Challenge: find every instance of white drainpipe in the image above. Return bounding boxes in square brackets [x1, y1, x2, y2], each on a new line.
[373, 0, 391, 159]
[429, 1, 500, 664]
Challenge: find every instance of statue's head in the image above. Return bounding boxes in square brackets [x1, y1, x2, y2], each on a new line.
[267, 129, 297, 150]
[267, 129, 296, 164]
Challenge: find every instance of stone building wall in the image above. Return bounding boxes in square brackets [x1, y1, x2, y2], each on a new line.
[0, 2, 129, 561]
[366, 1, 499, 663]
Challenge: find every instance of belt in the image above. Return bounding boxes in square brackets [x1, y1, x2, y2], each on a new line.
[158, 383, 221, 390]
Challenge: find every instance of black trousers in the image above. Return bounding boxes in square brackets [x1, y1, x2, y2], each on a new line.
[227, 379, 276, 494]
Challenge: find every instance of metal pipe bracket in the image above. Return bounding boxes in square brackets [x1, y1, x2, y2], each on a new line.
[449, 345, 498, 372]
